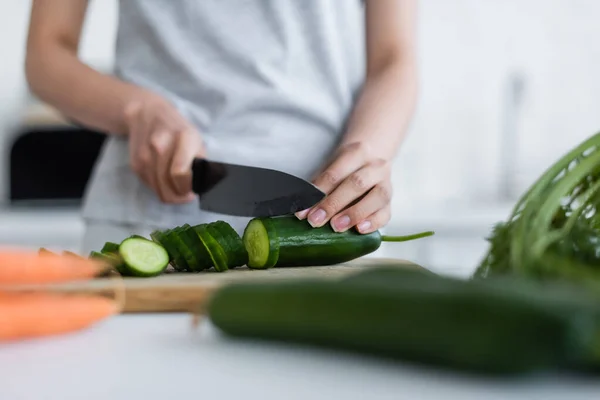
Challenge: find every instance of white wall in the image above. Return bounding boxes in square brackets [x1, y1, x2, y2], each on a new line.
[392, 0, 600, 212]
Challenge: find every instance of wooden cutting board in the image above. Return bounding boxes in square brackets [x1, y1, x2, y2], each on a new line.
[6, 258, 424, 313]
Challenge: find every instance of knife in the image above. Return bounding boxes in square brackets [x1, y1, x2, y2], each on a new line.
[191, 158, 325, 217]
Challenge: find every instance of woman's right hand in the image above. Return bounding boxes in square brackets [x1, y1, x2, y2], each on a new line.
[123, 97, 206, 204]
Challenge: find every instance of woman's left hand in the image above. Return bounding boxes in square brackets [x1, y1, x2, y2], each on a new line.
[295, 142, 393, 234]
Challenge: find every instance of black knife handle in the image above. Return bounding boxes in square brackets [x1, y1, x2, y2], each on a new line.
[191, 158, 228, 195]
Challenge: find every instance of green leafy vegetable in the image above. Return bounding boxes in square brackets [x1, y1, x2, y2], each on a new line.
[474, 131, 600, 292]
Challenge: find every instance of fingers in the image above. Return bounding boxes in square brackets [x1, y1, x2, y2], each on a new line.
[150, 130, 190, 204]
[306, 158, 390, 229]
[330, 182, 393, 233]
[311, 142, 368, 194]
[125, 100, 204, 204]
[356, 205, 392, 234]
[296, 142, 368, 220]
[171, 130, 205, 198]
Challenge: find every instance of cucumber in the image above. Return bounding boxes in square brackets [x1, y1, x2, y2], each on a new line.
[180, 224, 212, 271]
[205, 224, 230, 268]
[89, 250, 124, 274]
[118, 237, 170, 277]
[170, 226, 201, 272]
[206, 222, 247, 269]
[156, 229, 188, 272]
[168, 228, 194, 272]
[242, 216, 434, 269]
[207, 268, 600, 374]
[194, 224, 229, 272]
[149, 230, 174, 264]
[213, 221, 248, 268]
[243, 218, 279, 269]
[101, 242, 120, 254]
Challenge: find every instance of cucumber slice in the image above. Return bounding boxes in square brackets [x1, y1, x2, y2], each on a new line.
[153, 229, 187, 271]
[194, 224, 229, 272]
[213, 221, 248, 268]
[205, 224, 230, 268]
[89, 251, 125, 274]
[168, 228, 194, 271]
[181, 224, 212, 271]
[242, 218, 279, 269]
[150, 231, 173, 262]
[172, 226, 201, 272]
[99, 241, 130, 273]
[101, 242, 120, 254]
[119, 237, 169, 277]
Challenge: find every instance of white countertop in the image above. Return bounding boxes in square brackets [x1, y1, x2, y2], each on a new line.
[0, 314, 599, 400]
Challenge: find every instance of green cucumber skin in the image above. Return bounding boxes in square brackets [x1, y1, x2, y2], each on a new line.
[173, 226, 202, 272]
[265, 216, 382, 267]
[101, 242, 120, 254]
[208, 271, 598, 374]
[213, 221, 248, 268]
[205, 224, 230, 268]
[181, 224, 212, 271]
[194, 224, 229, 272]
[150, 231, 173, 263]
[162, 229, 190, 272]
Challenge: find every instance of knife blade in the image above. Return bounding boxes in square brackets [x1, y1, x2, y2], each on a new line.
[191, 158, 325, 217]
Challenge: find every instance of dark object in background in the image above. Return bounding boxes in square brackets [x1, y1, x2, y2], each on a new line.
[9, 125, 106, 206]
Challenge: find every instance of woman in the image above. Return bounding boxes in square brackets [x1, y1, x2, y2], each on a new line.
[24, 0, 418, 254]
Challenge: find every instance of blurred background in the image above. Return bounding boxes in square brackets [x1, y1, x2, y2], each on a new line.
[1, 1, 599, 277]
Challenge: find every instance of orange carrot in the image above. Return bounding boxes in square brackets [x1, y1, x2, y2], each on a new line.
[0, 249, 110, 285]
[0, 292, 118, 341]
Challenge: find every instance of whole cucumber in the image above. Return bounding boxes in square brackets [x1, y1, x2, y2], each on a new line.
[207, 268, 600, 374]
[242, 215, 433, 268]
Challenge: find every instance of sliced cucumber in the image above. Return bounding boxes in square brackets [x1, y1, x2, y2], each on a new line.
[213, 221, 248, 268]
[195, 224, 229, 272]
[243, 218, 279, 269]
[150, 230, 173, 263]
[118, 237, 169, 277]
[206, 224, 231, 268]
[159, 229, 188, 271]
[181, 223, 212, 271]
[172, 226, 201, 272]
[101, 242, 120, 254]
[89, 250, 125, 274]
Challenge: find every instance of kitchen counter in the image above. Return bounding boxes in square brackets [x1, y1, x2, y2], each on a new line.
[0, 314, 598, 400]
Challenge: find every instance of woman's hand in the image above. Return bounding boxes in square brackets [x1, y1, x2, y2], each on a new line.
[124, 97, 205, 204]
[296, 142, 393, 234]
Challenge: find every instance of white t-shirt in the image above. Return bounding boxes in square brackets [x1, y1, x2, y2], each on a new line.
[82, 0, 367, 234]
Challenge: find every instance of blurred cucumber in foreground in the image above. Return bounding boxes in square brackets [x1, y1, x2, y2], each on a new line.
[206, 267, 600, 374]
